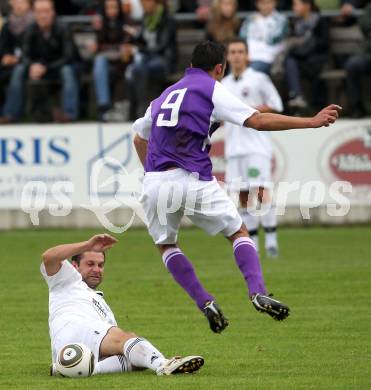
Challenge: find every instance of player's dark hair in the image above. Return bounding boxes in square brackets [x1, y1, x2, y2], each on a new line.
[71, 252, 106, 266]
[191, 41, 226, 71]
[226, 38, 248, 52]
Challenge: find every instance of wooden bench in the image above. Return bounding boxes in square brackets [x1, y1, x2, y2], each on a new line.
[320, 25, 364, 103]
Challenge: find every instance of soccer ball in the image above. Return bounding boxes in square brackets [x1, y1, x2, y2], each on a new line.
[56, 343, 95, 378]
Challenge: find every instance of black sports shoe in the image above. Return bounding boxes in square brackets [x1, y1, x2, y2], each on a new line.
[203, 301, 229, 333]
[251, 293, 290, 321]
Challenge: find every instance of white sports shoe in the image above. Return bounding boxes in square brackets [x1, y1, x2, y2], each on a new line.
[156, 355, 204, 376]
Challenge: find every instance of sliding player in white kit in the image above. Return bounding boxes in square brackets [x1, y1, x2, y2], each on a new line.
[42, 234, 204, 377]
[222, 38, 282, 257]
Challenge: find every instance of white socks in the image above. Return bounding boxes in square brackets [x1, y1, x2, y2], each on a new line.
[241, 207, 278, 251]
[123, 337, 166, 372]
[93, 355, 132, 375]
[261, 206, 278, 250]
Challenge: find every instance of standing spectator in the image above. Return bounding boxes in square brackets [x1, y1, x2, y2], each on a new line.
[284, 0, 329, 111]
[240, 0, 288, 75]
[345, 2, 371, 118]
[125, 0, 177, 118]
[0, 0, 33, 115]
[0, 0, 80, 123]
[206, 0, 241, 44]
[92, 0, 131, 121]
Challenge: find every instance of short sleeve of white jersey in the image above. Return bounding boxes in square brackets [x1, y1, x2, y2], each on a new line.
[259, 74, 284, 113]
[132, 104, 152, 140]
[212, 81, 258, 125]
[40, 260, 81, 291]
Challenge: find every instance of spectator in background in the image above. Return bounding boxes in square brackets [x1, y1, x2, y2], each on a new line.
[284, 0, 329, 111]
[206, 0, 240, 44]
[345, 2, 371, 118]
[0, 0, 79, 123]
[240, 0, 288, 75]
[91, 0, 132, 121]
[125, 0, 177, 118]
[336, 0, 370, 26]
[0, 0, 33, 115]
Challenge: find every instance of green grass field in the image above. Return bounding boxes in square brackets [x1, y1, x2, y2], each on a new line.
[0, 226, 370, 390]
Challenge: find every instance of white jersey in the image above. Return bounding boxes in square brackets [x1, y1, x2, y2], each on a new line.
[222, 68, 283, 159]
[40, 260, 117, 344]
[241, 10, 288, 64]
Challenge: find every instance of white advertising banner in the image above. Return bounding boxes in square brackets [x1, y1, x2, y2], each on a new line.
[0, 119, 370, 215]
[0, 123, 141, 209]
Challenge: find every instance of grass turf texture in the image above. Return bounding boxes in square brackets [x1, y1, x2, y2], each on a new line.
[0, 226, 370, 390]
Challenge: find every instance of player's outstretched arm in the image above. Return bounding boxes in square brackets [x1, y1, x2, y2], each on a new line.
[133, 133, 148, 167]
[245, 104, 342, 131]
[41, 234, 118, 276]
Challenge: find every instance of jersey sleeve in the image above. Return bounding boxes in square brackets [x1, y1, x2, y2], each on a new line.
[132, 104, 152, 141]
[212, 81, 258, 126]
[40, 260, 82, 291]
[260, 74, 284, 113]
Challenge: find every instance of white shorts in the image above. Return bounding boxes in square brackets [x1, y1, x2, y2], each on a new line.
[52, 320, 114, 364]
[225, 154, 273, 191]
[140, 168, 242, 244]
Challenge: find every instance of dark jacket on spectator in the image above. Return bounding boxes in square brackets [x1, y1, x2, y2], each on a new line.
[96, 3, 129, 49]
[135, 7, 177, 70]
[289, 13, 329, 59]
[22, 20, 78, 71]
[0, 22, 23, 59]
[359, 3, 371, 57]
[0, 11, 34, 60]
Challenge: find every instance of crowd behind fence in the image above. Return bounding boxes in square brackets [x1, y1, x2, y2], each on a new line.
[0, 0, 370, 124]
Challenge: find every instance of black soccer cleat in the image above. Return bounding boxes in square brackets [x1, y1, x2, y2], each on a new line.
[251, 293, 290, 321]
[203, 301, 229, 333]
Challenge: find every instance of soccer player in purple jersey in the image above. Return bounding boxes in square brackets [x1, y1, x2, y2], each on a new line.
[133, 41, 341, 333]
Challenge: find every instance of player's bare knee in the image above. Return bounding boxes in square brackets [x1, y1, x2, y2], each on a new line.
[157, 243, 178, 255]
[227, 224, 248, 242]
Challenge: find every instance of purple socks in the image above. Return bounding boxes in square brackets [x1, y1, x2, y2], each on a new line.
[162, 248, 213, 311]
[233, 237, 267, 297]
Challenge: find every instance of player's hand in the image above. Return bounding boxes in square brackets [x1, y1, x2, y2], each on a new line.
[310, 104, 342, 128]
[85, 234, 118, 252]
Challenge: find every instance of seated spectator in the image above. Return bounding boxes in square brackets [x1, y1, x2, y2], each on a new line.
[206, 0, 241, 44]
[336, 0, 369, 26]
[91, 0, 132, 121]
[284, 0, 329, 111]
[0, 0, 80, 123]
[0, 0, 33, 113]
[240, 0, 288, 75]
[345, 2, 371, 118]
[125, 0, 177, 118]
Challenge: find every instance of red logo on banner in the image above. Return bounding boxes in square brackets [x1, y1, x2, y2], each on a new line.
[330, 140, 371, 185]
[320, 125, 371, 186]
